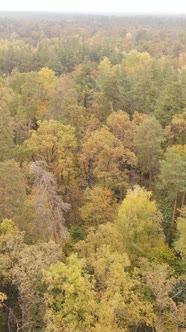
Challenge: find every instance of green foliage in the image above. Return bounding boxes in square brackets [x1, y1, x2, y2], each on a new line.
[174, 208, 186, 261]
[0, 160, 27, 227]
[0, 103, 15, 161]
[158, 146, 186, 200]
[134, 117, 164, 190]
[154, 78, 186, 126]
[69, 225, 85, 241]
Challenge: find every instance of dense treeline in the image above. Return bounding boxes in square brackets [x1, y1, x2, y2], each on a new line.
[0, 13, 185, 332]
[0, 13, 186, 75]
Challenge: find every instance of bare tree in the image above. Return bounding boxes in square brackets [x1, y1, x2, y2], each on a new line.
[30, 161, 69, 243]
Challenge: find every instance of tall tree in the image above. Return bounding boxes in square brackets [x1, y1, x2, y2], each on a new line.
[134, 117, 164, 190]
[0, 102, 15, 161]
[158, 146, 186, 244]
[30, 161, 69, 243]
[174, 207, 186, 262]
[0, 160, 27, 228]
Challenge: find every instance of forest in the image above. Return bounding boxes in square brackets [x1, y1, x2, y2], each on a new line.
[0, 11, 185, 331]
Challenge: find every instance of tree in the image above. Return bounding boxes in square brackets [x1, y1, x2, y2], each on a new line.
[12, 241, 62, 332]
[76, 224, 156, 332]
[165, 110, 186, 145]
[0, 218, 25, 331]
[43, 254, 96, 332]
[38, 67, 56, 97]
[80, 126, 136, 198]
[10, 71, 40, 134]
[30, 161, 69, 243]
[0, 217, 62, 332]
[134, 117, 164, 190]
[79, 185, 115, 228]
[154, 78, 185, 127]
[0, 160, 27, 228]
[0, 102, 15, 161]
[73, 61, 96, 109]
[137, 260, 186, 332]
[96, 59, 131, 116]
[158, 146, 186, 244]
[115, 187, 166, 260]
[106, 110, 134, 149]
[174, 207, 186, 262]
[24, 120, 77, 193]
[121, 50, 152, 75]
[46, 75, 78, 121]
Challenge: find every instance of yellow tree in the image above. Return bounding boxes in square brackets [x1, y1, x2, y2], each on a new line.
[24, 120, 77, 194]
[115, 186, 171, 263]
[137, 260, 186, 332]
[165, 110, 186, 145]
[38, 67, 57, 101]
[76, 224, 155, 331]
[106, 110, 134, 149]
[80, 126, 136, 198]
[43, 254, 96, 332]
[79, 185, 116, 228]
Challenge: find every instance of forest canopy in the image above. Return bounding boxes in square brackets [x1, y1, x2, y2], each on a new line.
[0, 12, 185, 332]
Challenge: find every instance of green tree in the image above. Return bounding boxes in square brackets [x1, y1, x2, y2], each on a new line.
[154, 79, 185, 126]
[10, 70, 40, 137]
[158, 146, 186, 244]
[174, 207, 186, 262]
[134, 117, 164, 190]
[0, 160, 27, 228]
[0, 102, 15, 161]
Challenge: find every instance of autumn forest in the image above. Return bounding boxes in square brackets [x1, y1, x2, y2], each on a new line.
[0, 12, 185, 331]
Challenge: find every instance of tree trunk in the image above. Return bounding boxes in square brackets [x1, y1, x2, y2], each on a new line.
[27, 119, 32, 138]
[181, 191, 185, 211]
[169, 189, 178, 245]
[148, 163, 152, 192]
